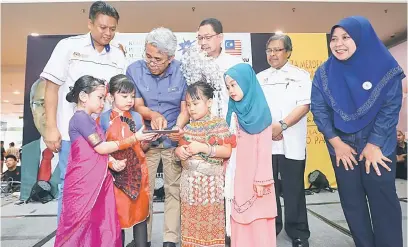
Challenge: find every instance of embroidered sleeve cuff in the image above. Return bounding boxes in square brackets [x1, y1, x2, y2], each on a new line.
[87, 133, 102, 147]
[368, 132, 386, 148]
[253, 178, 274, 186]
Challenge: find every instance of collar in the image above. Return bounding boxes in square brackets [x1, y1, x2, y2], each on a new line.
[88, 33, 111, 52]
[269, 61, 291, 73]
[142, 60, 175, 77]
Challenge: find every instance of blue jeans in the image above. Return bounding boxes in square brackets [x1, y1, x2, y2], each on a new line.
[57, 140, 71, 223]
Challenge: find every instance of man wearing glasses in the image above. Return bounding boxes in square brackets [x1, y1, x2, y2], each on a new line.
[197, 18, 241, 118]
[126, 27, 189, 247]
[20, 78, 61, 201]
[257, 34, 311, 247]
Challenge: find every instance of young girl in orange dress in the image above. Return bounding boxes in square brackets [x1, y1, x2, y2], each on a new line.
[174, 81, 234, 247]
[99, 74, 157, 247]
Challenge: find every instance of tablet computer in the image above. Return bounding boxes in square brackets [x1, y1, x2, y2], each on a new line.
[142, 129, 179, 134]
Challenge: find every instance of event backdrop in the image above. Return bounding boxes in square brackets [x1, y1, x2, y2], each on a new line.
[21, 32, 334, 200]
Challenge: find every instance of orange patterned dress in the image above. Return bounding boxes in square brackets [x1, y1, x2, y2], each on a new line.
[179, 116, 236, 247]
[104, 110, 150, 229]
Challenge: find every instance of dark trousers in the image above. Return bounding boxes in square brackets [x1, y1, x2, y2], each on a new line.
[273, 155, 310, 240]
[331, 154, 403, 247]
[122, 220, 148, 247]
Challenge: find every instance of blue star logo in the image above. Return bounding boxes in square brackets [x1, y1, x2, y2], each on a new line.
[178, 39, 196, 54]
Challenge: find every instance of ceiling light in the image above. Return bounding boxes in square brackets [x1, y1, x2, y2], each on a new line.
[13, 91, 20, 95]
[275, 30, 284, 35]
[3, 100, 9, 103]
[30, 33, 40, 36]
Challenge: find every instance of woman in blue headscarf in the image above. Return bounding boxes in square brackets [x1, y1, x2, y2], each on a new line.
[311, 16, 404, 247]
[224, 63, 277, 247]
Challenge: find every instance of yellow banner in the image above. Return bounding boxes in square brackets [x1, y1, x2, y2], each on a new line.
[286, 33, 337, 188]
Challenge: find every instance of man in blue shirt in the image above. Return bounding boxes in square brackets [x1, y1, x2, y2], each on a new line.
[126, 27, 189, 247]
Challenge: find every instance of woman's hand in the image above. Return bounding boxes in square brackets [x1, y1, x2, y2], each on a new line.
[331, 138, 358, 171]
[359, 143, 391, 176]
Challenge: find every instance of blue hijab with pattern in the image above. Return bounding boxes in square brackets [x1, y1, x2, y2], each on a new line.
[317, 16, 404, 133]
[225, 63, 272, 134]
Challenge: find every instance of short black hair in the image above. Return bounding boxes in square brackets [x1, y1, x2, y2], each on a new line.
[108, 74, 135, 95]
[89, 1, 120, 22]
[9, 142, 15, 147]
[5, 155, 17, 161]
[187, 81, 214, 101]
[66, 75, 106, 104]
[1, 141, 4, 144]
[199, 18, 223, 34]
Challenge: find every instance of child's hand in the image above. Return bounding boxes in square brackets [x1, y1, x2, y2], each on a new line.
[112, 159, 127, 172]
[168, 126, 184, 142]
[186, 141, 207, 155]
[175, 145, 192, 160]
[135, 125, 157, 141]
[254, 185, 264, 197]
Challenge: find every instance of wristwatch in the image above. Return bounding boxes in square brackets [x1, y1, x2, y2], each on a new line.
[279, 120, 288, 131]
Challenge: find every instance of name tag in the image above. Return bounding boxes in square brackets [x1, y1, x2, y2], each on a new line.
[168, 87, 179, 93]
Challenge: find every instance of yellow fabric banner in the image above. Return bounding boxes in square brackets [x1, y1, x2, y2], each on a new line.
[286, 33, 337, 188]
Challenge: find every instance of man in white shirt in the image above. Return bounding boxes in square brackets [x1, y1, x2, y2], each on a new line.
[197, 18, 241, 118]
[257, 34, 311, 247]
[41, 1, 127, 221]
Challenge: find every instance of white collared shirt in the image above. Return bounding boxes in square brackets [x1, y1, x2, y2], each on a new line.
[213, 51, 242, 118]
[257, 62, 312, 160]
[39, 137, 59, 174]
[40, 33, 127, 140]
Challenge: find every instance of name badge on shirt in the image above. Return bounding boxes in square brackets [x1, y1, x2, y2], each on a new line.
[168, 87, 179, 93]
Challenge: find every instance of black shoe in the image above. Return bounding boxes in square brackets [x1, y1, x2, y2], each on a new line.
[147, 242, 151, 247]
[163, 242, 176, 247]
[292, 238, 309, 247]
[126, 240, 136, 247]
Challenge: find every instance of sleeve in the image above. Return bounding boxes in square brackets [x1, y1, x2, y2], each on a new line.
[296, 71, 312, 106]
[368, 79, 403, 147]
[254, 126, 273, 186]
[126, 65, 142, 98]
[181, 77, 188, 101]
[310, 73, 338, 140]
[72, 112, 103, 147]
[40, 39, 71, 85]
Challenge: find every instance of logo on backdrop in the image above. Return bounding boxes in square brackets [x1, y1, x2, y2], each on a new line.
[178, 39, 196, 55]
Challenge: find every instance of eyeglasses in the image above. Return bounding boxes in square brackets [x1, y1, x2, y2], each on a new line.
[197, 34, 218, 42]
[265, 48, 286, 55]
[142, 52, 168, 66]
[31, 100, 45, 111]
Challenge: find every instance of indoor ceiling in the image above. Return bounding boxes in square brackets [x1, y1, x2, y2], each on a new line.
[1, 1, 407, 116]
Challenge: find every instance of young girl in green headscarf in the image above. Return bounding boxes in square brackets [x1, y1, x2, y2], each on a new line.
[224, 63, 277, 247]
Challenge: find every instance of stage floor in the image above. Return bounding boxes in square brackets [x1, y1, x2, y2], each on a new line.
[1, 179, 407, 247]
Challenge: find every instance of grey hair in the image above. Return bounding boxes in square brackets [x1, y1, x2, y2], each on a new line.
[30, 78, 45, 104]
[145, 27, 177, 57]
[266, 34, 293, 52]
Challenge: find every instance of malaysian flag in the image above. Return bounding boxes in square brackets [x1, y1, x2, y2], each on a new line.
[225, 40, 242, 56]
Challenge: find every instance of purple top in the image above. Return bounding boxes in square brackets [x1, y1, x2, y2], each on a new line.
[69, 111, 103, 147]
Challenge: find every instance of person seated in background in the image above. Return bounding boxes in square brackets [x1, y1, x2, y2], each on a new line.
[396, 130, 407, 180]
[6, 142, 19, 162]
[2, 155, 21, 182]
